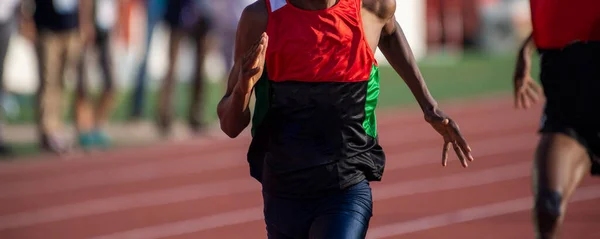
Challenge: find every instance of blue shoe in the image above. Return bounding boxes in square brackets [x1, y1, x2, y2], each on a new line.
[92, 130, 111, 149]
[78, 132, 96, 151]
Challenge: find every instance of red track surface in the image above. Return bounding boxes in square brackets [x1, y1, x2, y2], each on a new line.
[0, 97, 598, 239]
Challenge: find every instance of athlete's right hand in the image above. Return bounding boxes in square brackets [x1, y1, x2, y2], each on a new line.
[235, 33, 269, 96]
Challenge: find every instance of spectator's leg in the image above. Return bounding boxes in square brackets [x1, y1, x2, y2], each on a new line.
[426, 0, 443, 54]
[441, 0, 464, 54]
[91, 30, 115, 148]
[36, 31, 69, 153]
[156, 28, 183, 136]
[189, 17, 212, 133]
[70, 30, 95, 150]
[95, 30, 115, 131]
[130, 2, 161, 120]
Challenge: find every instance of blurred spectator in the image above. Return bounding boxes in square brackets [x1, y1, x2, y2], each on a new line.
[129, 0, 167, 121]
[426, 0, 463, 55]
[0, 0, 21, 155]
[74, 0, 119, 149]
[212, 0, 249, 72]
[21, 0, 95, 153]
[479, 0, 529, 53]
[425, 0, 482, 55]
[156, 0, 213, 136]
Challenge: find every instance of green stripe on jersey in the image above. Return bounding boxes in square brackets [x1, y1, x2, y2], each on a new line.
[362, 64, 380, 138]
[251, 72, 270, 137]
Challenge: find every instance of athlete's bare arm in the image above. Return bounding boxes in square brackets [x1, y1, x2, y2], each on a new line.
[513, 32, 543, 109]
[362, 0, 474, 167]
[217, 1, 268, 138]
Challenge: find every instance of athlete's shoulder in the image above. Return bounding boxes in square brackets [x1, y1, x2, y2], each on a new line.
[237, 0, 268, 33]
[362, 0, 396, 20]
[241, 0, 268, 18]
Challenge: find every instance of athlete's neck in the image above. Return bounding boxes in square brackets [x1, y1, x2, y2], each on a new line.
[287, 0, 339, 10]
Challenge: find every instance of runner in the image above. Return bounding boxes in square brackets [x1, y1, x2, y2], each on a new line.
[217, 0, 474, 237]
[513, 0, 600, 238]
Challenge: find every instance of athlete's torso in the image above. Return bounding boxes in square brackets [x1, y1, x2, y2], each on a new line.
[249, 0, 386, 197]
[530, 0, 600, 49]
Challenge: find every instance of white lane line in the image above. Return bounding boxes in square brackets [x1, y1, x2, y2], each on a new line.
[0, 152, 246, 199]
[82, 161, 533, 239]
[366, 185, 600, 239]
[90, 207, 265, 239]
[386, 133, 534, 170]
[0, 179, 261, 230]
[377, 109, 538, 146]
[0, 135, 241, 175]
[373, 162, 530, 200]
[0, 131, 536, 199]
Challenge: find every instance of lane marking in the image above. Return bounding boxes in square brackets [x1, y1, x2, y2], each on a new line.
[90, 207, 265, 239]
[0, 179, 260, 230]
[373, 162, 530, 200]
[0, 153, 246, 199]
[366, 185, 600, 239]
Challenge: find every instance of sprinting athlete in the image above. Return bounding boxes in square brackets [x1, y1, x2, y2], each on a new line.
[513, 0, 600, 238]
[218, 0, 474, 238]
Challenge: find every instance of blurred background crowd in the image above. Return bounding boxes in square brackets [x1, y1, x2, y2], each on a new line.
[0, 0, 534, 158]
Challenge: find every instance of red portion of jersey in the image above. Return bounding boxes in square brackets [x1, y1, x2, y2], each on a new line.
[530, 0, 600, 49]
[265, 0, 376, 83]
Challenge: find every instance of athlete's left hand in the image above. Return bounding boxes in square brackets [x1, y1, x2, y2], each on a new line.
[424, 108, 474, 168]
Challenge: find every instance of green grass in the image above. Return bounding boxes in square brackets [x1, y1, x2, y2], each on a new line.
[376, 51, 540, 108]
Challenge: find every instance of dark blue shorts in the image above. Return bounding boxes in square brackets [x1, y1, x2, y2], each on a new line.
[263, 180, 373, 239]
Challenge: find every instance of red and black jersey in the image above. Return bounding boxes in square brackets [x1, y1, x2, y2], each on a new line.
[248, 0, 386, 197]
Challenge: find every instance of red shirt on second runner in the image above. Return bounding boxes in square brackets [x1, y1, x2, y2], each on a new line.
[530, 0, 600, 49]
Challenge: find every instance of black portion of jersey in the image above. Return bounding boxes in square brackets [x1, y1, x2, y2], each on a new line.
[248, 77, 385, 198]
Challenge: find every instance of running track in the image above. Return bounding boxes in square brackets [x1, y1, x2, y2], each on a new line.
[0, 97, 598, 239]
